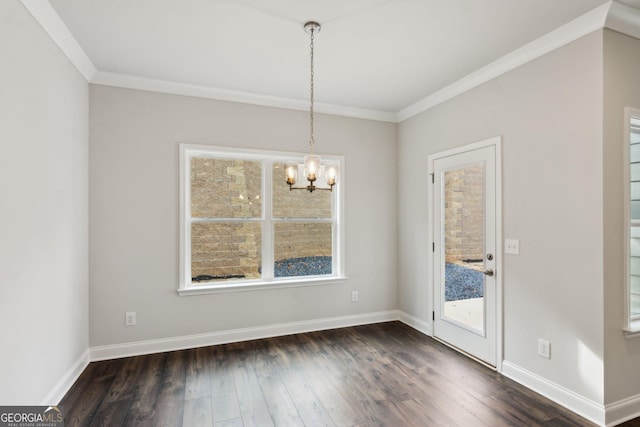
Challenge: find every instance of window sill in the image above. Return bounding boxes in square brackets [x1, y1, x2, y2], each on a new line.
[623, 319, 640, 338]
[177, 275, 347, 296]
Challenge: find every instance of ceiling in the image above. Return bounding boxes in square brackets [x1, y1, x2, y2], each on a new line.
[41, 0, 633, 119]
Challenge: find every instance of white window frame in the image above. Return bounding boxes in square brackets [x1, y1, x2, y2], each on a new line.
[624, 107, 640, 337]
[178, 143, 345, 296]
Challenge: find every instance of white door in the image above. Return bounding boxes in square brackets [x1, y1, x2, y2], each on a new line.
[432, 141, 499, 366]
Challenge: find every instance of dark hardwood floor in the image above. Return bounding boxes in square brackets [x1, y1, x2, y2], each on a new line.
[61, 321, 622, 426]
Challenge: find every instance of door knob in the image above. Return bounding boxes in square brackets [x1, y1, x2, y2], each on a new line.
[483, 269, 494, 276]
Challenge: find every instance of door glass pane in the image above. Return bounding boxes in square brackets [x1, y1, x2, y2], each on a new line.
[632, 182, 640, 201]
[631, 163, 640, 182]
[631, 144, 640, 163]
[631, 273, 640, 317]
[443, 164, 485, 333]
[631, 202, 640, 220]
[632, 127, 640, 319]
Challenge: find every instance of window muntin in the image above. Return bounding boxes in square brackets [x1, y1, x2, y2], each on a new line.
[180, 145, 343, 293]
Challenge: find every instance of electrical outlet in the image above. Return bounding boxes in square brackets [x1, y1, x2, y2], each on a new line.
[538, 338, 550, 359]
[505, 238, 520, 255]
[351, 291, 359, 302]
[125, 312, 136, 326]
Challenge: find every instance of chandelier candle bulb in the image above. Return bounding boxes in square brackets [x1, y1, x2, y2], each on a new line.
[326, 165, 338, 186]
[304, 155, 321, 180]
[285, 164, 298, 185]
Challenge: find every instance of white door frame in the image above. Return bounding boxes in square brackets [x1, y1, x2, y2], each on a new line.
[427, 136, 503, 372]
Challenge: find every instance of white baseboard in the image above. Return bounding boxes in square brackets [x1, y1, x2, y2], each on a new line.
[397, 311, 432, 336]
[605, 393, 640, 426]
[90, 310, 400, 361]
[41, 348, 90, 405]
[501, 361, 605, 425]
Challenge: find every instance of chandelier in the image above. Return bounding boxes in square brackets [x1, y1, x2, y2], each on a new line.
[285, 21, 338, 193]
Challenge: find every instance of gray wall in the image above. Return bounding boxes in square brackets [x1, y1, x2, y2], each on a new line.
[89, 85, 397, 346]
[0, 1, 89, 404]
[398, 32, 605, 403]
[603, 28, 640, 405]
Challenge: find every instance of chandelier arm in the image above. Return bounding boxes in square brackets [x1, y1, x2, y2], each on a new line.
[287, 182, 334, 192]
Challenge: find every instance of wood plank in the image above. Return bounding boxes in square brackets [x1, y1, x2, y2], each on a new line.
[213, 417, 244, 427]
[257, 374, 304, 426]
[296, 356, 362, 426]
[619, 418, 640, 427]
[150, 350, 187, 427]
[121, 352, 166, 426]
[208, 345, 243, 423]
[103, 357, 143, 403]
[370, 399, 423, 427]
[62, 373, 115, 426]
[87, 399, 130, 427]
[281, 371, 335, 427]
[185, 346, 211, 401]
[232, 358, 274, 427]
[542, 414, 596, 426]
[183, 395, 213, 427]
[252, 341, 306, 425]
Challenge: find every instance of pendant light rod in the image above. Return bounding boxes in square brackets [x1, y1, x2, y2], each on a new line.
[305, 22, 320, 154]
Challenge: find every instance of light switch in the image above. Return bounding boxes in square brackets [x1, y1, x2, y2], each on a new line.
[505, 238, 520, 255]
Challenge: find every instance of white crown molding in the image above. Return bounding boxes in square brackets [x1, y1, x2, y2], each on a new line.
[24, 1, 636, 124]
[20, 0, 96, 82]
[606, 1, 640, 40]
[502, 361, 606, 425]
[92, 71, 398, 123]
[19, 0, 393, 121]
[396, 2, 612, 122]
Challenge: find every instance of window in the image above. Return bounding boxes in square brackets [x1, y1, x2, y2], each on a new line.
[626, 108, 640, 335]
[179, 144, 344, 295]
